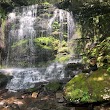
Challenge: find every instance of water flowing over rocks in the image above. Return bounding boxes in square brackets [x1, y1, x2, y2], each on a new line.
[0, 63, 64, 91]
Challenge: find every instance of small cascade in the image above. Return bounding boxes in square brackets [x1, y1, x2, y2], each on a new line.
[5, 63, 64, 91]
[44, 63, 64, 80]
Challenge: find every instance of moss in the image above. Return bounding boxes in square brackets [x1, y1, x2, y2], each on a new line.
[64, 68, 110, 103]
[58, 47, 69, 53]
[56, 54, 70, 62]
[34, 36, 59, 50]
[42, 1, 51, 5]
[45, 81, 61, 92]
[11, 39, 28, 48]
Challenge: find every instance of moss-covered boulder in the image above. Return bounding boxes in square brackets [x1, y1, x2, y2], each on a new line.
[64, 68, 110, 103]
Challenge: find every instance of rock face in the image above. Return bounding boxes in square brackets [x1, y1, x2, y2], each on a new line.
[64, 68, 110, 103]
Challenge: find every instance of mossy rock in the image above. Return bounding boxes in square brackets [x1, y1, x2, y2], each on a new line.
[0, 73, 8, 87]
[34, 36, 59, 50]
[45, 81, 62, 92]
[64, 68, 110, 103]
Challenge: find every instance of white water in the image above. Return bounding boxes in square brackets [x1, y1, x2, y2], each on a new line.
[2, 63, 64, 91]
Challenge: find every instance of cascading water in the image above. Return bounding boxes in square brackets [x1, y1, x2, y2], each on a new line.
[3, 4, 76, 91]
[5, 63, 64, 91]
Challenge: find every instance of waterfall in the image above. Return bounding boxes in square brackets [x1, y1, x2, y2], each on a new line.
[3, 4, 76, 91]
[6, 5, 75, 67]
[67, 11, 75, 40]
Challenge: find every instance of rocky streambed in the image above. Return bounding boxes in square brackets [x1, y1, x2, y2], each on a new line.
[0, 66, 110, 110]
[0, 80, 110, 110]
